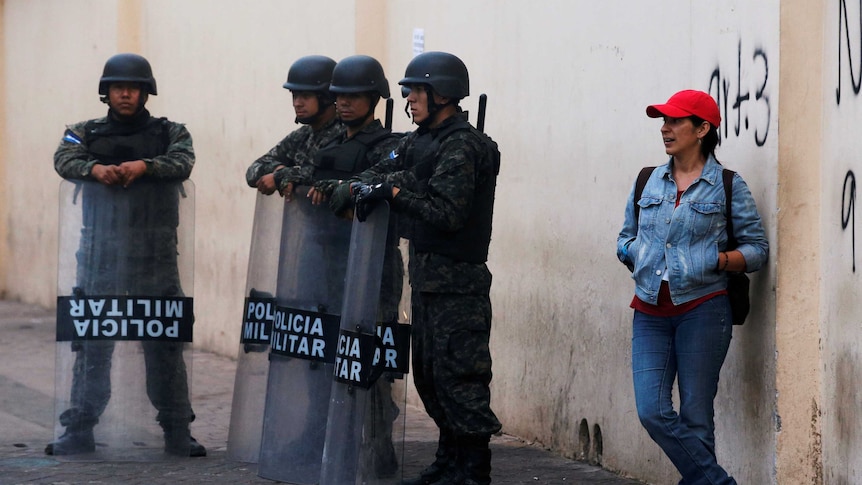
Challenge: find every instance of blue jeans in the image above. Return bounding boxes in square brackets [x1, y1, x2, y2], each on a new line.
[632, 295, 737, 485]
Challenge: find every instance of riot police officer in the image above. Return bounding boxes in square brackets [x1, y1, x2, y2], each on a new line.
[311, 55, 399, 190]
[330, 52, 502, 485]
[313, 54, 405, 478]
[48, 53, 205, 457]
[231, 55, 342, 464]
[245, 55, 344, 200]
[313, 53, 403, 332]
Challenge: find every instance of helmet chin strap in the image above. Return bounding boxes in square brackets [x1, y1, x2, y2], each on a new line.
[296, 93, 334, 125]
[295, 105, 320, 125]
[406, 86, 452, 127]
[342, 96, 378, 128]
[342, 111, 372, 128]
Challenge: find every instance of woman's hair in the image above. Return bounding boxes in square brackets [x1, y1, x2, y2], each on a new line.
[690, 115, 719, 159]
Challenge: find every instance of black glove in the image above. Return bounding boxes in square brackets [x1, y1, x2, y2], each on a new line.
[274, 166, 306, 193]
[312, 179, 340, 198]
[329, 182, 355, 217]
[352, 182, 392, 222]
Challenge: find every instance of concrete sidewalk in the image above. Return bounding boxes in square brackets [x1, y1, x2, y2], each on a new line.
[0, 299, 645, 485]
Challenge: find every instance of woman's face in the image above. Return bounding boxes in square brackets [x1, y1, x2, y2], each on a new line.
[660, 116, 708, 158]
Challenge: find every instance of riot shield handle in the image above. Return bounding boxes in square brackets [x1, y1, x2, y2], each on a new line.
[477, 93, 487, 133]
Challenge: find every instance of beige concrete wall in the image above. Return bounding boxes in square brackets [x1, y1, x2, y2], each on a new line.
[4, 1, 854, 484]
[3, 0, 119, 307]
[0, 0, 7, 299]
[777, 2, 825, 484]
[820, 0, 862, 482]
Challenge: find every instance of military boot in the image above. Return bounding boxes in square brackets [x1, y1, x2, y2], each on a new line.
[402, 430, 456, 485]
[458, 445, 492, 485]
[44, 427, 96, 455]
[162, 421, 207, 457]
[370, 435, 399, 477]
[45, 408, 98, 455]
[438, 435, 492, 485]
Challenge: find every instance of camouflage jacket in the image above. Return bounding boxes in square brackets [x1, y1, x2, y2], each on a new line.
[358, 113, 496, 294]
[54, 111, 194, 180]
[245, 117, 344, 190]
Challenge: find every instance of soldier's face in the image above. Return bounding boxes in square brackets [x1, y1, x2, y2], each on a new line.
[292, 91, 320, 119]
[405, 84, 430, 124]
[336, 93, 372, 124]
[108, 83, 143, 117]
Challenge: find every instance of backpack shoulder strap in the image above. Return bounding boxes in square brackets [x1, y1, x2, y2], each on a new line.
[723, 168, 737, 248]
[633, 166, 656, 221]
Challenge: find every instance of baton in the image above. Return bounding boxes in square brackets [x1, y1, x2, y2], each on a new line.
[477, 93, 487, 133]
[385, 98, 394, 130]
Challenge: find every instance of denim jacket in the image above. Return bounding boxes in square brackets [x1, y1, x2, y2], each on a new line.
[616, 156, 769, 305]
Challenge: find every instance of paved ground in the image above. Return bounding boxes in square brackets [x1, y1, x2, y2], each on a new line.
[0, 299, 646, 484]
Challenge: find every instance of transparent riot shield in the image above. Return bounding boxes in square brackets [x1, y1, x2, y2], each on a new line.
[258, 187, 352, 484]
[320, 201, 410, 485]
[53, 179, 195, 462]
[226, 192, 283, 463]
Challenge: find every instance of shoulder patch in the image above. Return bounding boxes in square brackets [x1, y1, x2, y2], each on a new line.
[62, 129, 82, 145]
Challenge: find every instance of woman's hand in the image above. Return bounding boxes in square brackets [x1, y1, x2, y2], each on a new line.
[718, 250, 746, 272]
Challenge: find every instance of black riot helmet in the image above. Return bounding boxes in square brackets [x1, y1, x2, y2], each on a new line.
[330, 55, 390, 128]
[330, 55, 390, 98]
[283, 55, 336, 92]
[399, 51, 469, 100]
[283, 55, 336, 125]
[98, 53, 157, 96]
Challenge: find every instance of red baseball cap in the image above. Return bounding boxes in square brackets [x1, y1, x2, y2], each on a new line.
[646, 90, 721, 128]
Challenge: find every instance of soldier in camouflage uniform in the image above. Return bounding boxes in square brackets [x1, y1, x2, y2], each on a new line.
[326, 52, 502, 485]
[313, 54, 402, 323]
[311, 55, 400, 200]
[311, 54, 405, 477]
[245, 55, 344, 199]
[47, 53, 205, 457]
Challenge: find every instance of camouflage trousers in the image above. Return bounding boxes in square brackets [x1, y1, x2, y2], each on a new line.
[62, 340, 194, 430]
[411, 291, 501, 437]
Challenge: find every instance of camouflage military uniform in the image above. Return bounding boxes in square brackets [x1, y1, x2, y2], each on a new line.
[55, 113, 194, 180]
[245, 117, 344, 192]
[53, 109, 196, 440]
[324, 120, 404, 476]
[296, 117, 406, 476]
[358, 112, 502, 441]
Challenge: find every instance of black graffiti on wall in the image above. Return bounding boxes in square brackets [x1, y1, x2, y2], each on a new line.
[707, 40, 771, 147]
[842, 170, 856, 272]
[837, 0, 862, 104]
